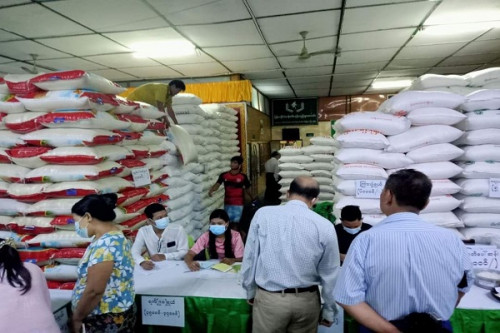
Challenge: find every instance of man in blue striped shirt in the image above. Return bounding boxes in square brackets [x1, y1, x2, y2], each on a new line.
[334, 169, 473, 333]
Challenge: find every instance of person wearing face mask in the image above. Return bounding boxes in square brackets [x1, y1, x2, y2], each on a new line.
[131, 203, 189, 270]
[71, 193, 135, 333]
[334, 205, 372, 263]
[184, 209, 244, 271]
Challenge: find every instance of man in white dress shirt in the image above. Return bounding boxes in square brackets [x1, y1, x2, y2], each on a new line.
[131, 203, 188, 270]
[242, 176, 340, 333]
[264, 151, 281, 205]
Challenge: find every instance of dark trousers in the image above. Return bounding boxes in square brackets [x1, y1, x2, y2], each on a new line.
[264, 173, 281, 205]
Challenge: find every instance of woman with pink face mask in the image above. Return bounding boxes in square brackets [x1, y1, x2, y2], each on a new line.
[184, 209, 244, 271]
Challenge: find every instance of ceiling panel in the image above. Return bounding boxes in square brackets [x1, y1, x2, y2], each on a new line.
[0, 3, 91, 38]
[204, 45, 272, 61]
[439, 53, 500, 67]
[330, 87, 366, 96]
[118, 66, 181, 79]
[104, 28, 185, 48]
[258, 11, 339, 44]
[270, 36, 336, 57]
[339, 29, 414, 51]
[47, 0, 166, 32]
[279, 54, 334, 69]
[387, 57, 444, 70]
[0, 1, 31, 6]
[0, 61, 35, 74]
[249, 0, 342, 17]
[292, 81, 330, 90]
[424, 0, 500, 25]
[35, 57, 107, 71]
[252, 78, 289, 87]
[178, 20, 262, 47]
[407, 28, 488, 46]
[335, 62, 387, 74]
[342, 2, 435, 34]
[454, 40, 500, 56]
[83, 69, 138, 81]
[430, 65, 482, 75]
[285, 66, 332, 77]
[0, 57, 13, 64]
[39, 35, 130, 56]
[337, 48, 398, 65]
[288, 76, 331, 85]
[378, 68, 429, 78]
[396, 43, 466, 60]
[224, 58, 279, 72]
[154, 52, 215, 65]
[347, 0, 422, 6]
[0, 30, 22, 42]
[257, 85, 294, 97]
[331, 79, 373, 89]
[293, 88, 329, 97]
[0, 40, 68, 60]
[333, 72, 379, 81]
[169, 62, 228, 77]
[85, 53, 158, 68]
[243, 70, 284, 80]
[151, 0, 250, 25]
[477, 27, 500, 41]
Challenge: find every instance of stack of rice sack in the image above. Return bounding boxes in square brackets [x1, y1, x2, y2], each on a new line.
[375, 91, 466, 231]
[304, 137, 336, 202]
[277, 147, 310, 202]
[331, 111, 412, 225]
[453, 87, 500, 247]
[0, 70, 173, 289]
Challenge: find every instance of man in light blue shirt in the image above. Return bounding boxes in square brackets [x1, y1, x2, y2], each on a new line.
[334, 169, 473, 333]
[242, 176, 340, 333]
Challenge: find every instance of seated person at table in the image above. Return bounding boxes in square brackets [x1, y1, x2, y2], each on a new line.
[335, 205, 371, 263]
[184, 209, 244, 271]
[132, 203, 188, 270]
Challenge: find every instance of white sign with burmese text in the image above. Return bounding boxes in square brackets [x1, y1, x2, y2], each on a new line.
[355, 180, 385, 199]
[141, 296, 185, 327]
[466, 245, 500, 271]
[132, 167, 151, 187]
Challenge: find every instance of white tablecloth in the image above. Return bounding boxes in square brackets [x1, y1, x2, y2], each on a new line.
[49, 289, 72, 312]
[457, 284, 500, 310]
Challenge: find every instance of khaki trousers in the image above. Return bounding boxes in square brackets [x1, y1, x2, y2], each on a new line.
[252, 288, 321, 333]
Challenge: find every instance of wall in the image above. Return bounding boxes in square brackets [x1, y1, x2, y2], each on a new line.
[271, 122, 331, 146]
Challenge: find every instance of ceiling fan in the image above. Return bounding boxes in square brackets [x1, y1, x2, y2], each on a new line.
[297, 31, 341, 60]
[298, 31, 341, 60]
[21, 53, 40, 74]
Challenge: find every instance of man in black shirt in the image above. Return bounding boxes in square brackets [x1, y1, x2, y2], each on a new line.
[334, 205, 372, 263]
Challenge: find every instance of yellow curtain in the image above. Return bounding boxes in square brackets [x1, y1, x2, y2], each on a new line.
[119, 80, 252, 104]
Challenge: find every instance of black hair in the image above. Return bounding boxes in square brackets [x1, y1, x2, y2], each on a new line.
[289, 178, 319, 200]
[0, 238, 32, 295]
[271, 151, 280, 158]
[71, 193, 118, 222]
[340, 205, 362, 221]
[144, 203, 166, 219]
[230, 155, 243, 165]
[208, 209, 234, 260]
[169, 80, 186, 91]
[384, 169, 432, 211]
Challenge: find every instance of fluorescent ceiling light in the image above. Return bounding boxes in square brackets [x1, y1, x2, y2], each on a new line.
[371, 80, 412, 89]
[131, 40, 195, 58]
[422, 21, 500, 35]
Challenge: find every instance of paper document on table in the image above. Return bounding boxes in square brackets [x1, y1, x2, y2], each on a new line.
[211, 263, 233, 272]
[199, 261, 216, 269]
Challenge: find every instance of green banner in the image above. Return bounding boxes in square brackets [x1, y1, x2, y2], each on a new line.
[272, 98, 318, 126]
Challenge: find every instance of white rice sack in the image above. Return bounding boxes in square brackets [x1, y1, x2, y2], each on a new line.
[459, 161, 500, 178]
[31, 70, 125, 94]
[42, 111, 130, 130]
[279, 155, 314, 164]
[431, 179, 461, 196]
[335, 163, 388, 180]
[334, 148, 413, 169]
[335, 196, 381, 214]
[17, 90, 118, 112]
[406, 143, 464, 163]
[421, 195, 462, 213]
[388, 162, 462, 180]
[167, 124, 198, 164]
[466, 67, 500, 86]
[420, 212, 463, 228]
[27, 230, 92, 248]
[7, 183, 47, 201]
[459, 196, 500, 213]
[25, 198, 79, 216]
[310, 154, 334, 162]
[334, 130, 389, 150]
[333, 112, 410, 135]
[0, 164, 30, 183]
[112, 95, 138, 114]
[131, 102, 164, 119]
[138, 131, 165, 146]
[455, 129, 500, 146]
[407, 107, 466, 126]
[25, 162, 123, 183]
[181, 124, 203, 135]
[410, 74, 467, 90]
[456, 210, 500, 228]
[0, 180, 9, 196]
[43, 264, 79, 282]
[302, 145, 335, 155]
[318, 192, 334, 201]
[21, 129, 122, 147]
[0, 148, 10, 163]
[459, 227, 500, 245]
[173, 104, 205, 115]
[0, 94, 26, 114]
[302, 162, 334, 171]
[7, 147, 48, 169]
[278, 178, 294, 187]
[43, 181, 100, 198]
[310, 170, 332, 178]
[176, 114, 204, 124]
[456, 110, 500, 131]
[279, 170, 311, 178]
[333, 178, 356, 196]
[166, 193, 194, 211]
[309, 137, 336, 146]
[386, 125, 463, 153]
[172, 93, 202, 106]
[4, 112, 46, 133]
[0, 131, 24, 148]
[461, 89, 500, 112]
[97, 177, 133, 193]
[457, 145, 500, 162]
[483, 81, 500, 89]
[379, 91, 464, 116]
[279, 163, 305, 171]
[319, 184, 335, 194]
[0, 198, 30, 215]
[456, 179, 489, 196]
[165, 183, 193, 201]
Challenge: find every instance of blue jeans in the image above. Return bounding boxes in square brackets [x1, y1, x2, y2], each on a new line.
[224, 205, 243, 223]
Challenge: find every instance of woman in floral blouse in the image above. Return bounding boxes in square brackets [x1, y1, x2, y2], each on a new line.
[71, 193, 135, 333]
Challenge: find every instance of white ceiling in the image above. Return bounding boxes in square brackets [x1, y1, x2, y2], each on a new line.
[0, 0, 499, 99]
